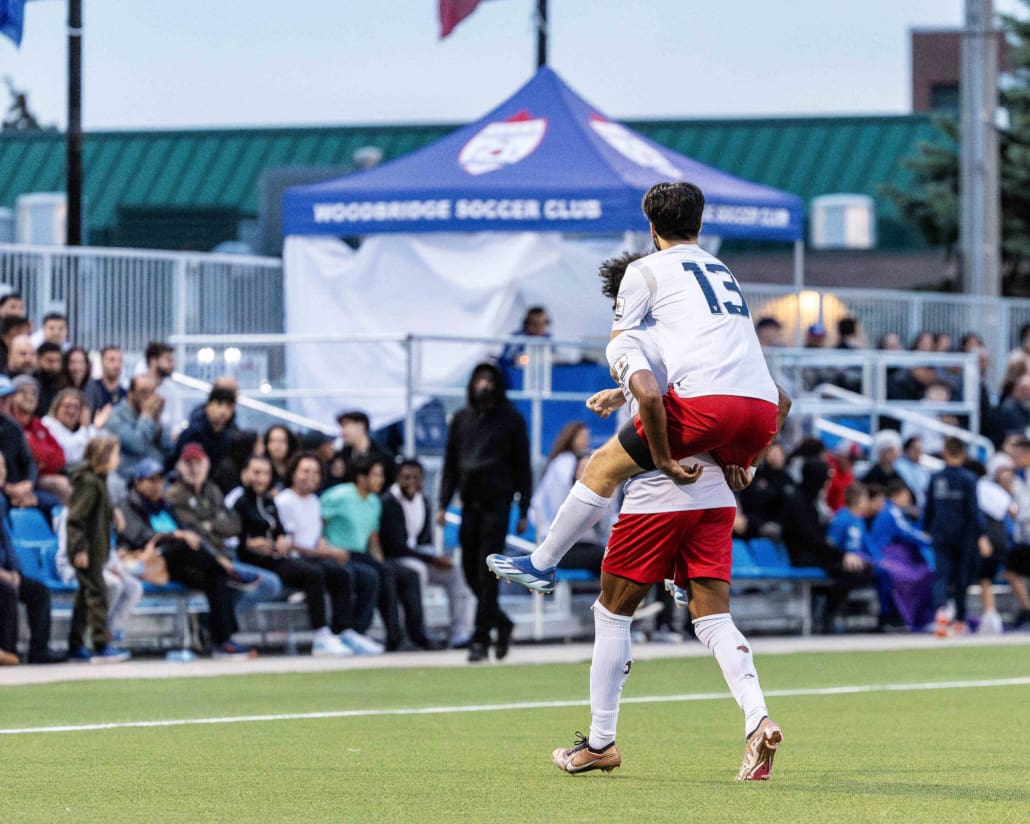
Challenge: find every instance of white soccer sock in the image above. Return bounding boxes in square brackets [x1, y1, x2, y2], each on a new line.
[588, 600, 634, 750]
[530, 481, 611, 571]
[692, 613, 768, 738]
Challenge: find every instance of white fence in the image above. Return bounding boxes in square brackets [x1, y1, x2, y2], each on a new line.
[0, 243, 282, 352]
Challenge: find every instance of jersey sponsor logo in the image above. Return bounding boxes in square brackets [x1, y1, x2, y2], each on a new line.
[614, 296, 625, 320]
[458, 110, 547, 175]
[590, 115, 680, 178]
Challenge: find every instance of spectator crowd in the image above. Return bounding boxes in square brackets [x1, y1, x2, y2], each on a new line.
[2, 293, 1030, 667]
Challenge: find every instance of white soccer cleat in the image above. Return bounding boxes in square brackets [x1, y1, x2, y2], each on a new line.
[736, 717, 783, 781]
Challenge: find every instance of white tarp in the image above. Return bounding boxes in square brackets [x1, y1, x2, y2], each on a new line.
[284, 232, 635, 428]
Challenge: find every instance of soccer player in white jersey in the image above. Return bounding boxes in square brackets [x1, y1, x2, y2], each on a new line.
[488, 181, 779, 595]
[549, 255, 784, 781]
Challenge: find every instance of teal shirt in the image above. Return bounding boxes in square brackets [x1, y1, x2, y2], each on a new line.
[320, 483, 381, 553]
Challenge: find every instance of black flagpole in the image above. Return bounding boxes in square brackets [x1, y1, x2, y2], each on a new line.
[536, 0, 547, 68]
[66, 0, 82, 245]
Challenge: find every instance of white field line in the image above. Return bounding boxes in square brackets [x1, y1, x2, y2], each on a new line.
[2, 676, 1028, 737]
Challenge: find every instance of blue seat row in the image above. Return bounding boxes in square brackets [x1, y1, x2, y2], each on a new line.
[732, 537, 827, 582]
[6, 507, 186, 598]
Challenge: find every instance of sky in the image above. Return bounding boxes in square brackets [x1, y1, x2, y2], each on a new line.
[0, 0, 1027, 131]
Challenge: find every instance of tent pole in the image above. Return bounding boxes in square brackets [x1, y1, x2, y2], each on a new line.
[793, 238, 805, 347]
[404, 335, 416, 458]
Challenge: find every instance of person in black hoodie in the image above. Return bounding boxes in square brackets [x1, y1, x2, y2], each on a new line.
[436, 362, 531, 662]
[781, 458, 876, 633]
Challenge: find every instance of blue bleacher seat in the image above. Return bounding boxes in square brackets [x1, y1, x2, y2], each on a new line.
[7, 507, 75, 591]
[12, 539, 44, 580]
[748, 537, 826, 581]
[747, 537, 791, 569]
[8, 507, 57, 542]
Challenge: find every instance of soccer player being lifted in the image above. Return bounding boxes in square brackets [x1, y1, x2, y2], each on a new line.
[546, 251, 788, 781]
[488, 181, 780, 595]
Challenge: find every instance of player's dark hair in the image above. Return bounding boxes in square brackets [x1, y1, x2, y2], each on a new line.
[641, 182, 705, 240]
[598, 251, 647, 308]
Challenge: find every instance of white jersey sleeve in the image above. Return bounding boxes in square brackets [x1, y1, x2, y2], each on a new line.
[611, 263, 653, 332]
[605, 322, 668, 416]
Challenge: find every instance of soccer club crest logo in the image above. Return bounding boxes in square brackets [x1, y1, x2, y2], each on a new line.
[590, 115, 681, 178]
[458, 110, 547, 175]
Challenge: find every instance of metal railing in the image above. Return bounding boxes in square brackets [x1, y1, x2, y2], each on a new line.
[166, 333, 989, 466]
[0, 243, 282, 351]
[4, 240, 1030, 390]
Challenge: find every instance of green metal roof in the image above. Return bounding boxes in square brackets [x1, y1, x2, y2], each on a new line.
[0, 115, 947, 248]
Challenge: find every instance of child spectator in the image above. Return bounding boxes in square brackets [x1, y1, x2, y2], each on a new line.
[827, 482, 870, 555]
[867, 480, 935, 631]
[923, 437, 989, 637]
[66, 436, 131, 663]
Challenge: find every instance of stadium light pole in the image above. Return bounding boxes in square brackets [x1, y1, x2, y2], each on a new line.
[66, 0, 82, 246]
[959, 0, 1000, 297]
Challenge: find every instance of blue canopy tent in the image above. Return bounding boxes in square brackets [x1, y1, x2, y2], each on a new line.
[281, 68, 805, 452]
[283, 67, 803, 242]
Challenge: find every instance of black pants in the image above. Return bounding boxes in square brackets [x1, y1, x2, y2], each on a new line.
[239, 549, 354, 633]
[159, 538, 235, 646]
[349, 553, 428, 649]
[818, 560, 877, 632]
[460, 499, 513, 647]
[0, 574, 51, 658]
[933, 542, 975, 623]
[69, 560, 109, 652]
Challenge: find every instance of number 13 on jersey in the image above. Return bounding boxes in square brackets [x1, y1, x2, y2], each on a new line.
[682, 261, 750, 317]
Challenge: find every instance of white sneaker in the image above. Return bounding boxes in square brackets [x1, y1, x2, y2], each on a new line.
[340, 629, 384, 655]
[312, 630, 354, 658]
[979, 610, 1004, 635]
[650, 629, 684, 644]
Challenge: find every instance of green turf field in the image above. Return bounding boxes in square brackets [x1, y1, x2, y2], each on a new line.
[1, 646, 1027, 823]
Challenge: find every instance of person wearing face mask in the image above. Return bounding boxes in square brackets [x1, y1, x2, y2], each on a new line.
[437, 361, 532, 663]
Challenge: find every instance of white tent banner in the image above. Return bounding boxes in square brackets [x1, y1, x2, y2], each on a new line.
[284, 232, 631, 429]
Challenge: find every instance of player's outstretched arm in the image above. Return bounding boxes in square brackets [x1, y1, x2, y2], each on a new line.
[628, 370, 701, 485]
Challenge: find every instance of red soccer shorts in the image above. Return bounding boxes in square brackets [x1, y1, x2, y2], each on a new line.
[629, 394, 778, 469]
[601, 507, 736, 585]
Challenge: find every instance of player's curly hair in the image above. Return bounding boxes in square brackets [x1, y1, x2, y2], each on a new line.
[642, 181, 704, 240]
[598, 250, 647, 308]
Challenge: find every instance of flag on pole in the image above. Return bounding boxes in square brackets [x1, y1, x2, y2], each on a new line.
[0, 0, 25, 46]
[439, 0, 483, 38]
